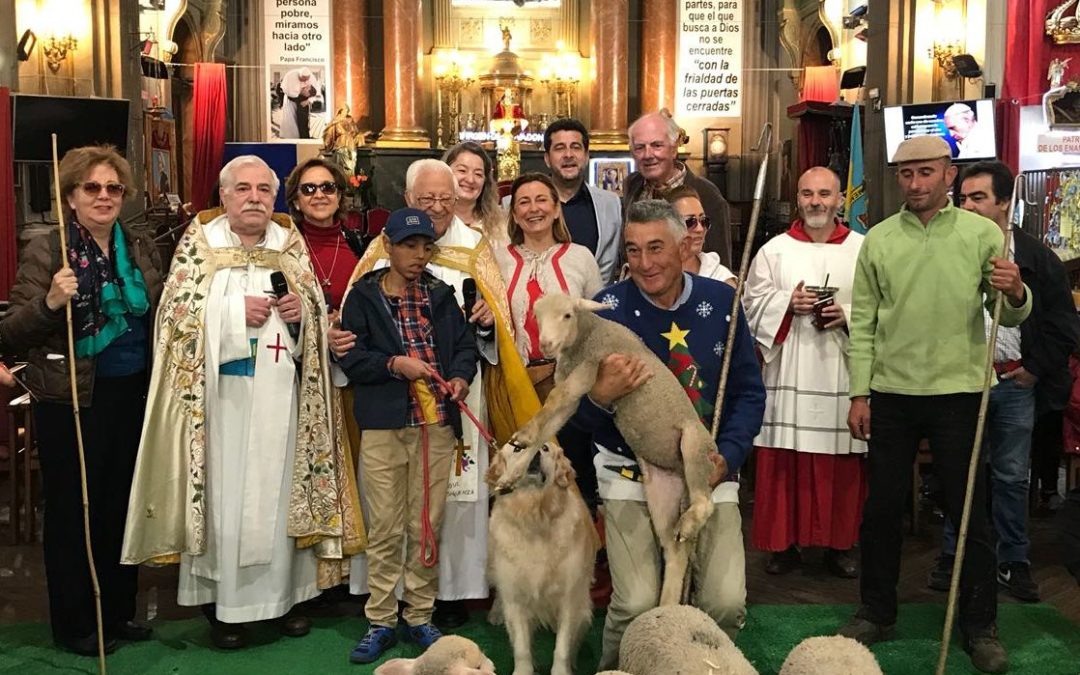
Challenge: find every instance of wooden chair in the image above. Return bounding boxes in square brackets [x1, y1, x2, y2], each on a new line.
[6, 392, 36, 544]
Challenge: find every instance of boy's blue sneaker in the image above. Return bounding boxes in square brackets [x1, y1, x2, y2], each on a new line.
[349, 625, 397, 664]
[403, 622, 443, 649]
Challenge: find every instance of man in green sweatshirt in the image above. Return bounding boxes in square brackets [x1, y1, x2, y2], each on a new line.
[838, 135, 1031, 675]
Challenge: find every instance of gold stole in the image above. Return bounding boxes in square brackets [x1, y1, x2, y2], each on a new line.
[348, 236, 539, 444]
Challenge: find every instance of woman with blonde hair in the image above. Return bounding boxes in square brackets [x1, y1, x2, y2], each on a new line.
[443, 142, 506, 243]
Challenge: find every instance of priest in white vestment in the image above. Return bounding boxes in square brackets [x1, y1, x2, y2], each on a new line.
[742, 167, 867, 579]
[123, 156, 363, 649]
[347, 159, 540, 628]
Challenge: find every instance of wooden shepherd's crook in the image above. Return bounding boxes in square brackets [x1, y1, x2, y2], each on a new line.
[935, 175, 1025, 675]
[51, 133, 108, 675]
[711, 122, 772, 438]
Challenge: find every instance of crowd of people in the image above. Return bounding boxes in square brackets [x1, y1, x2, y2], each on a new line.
[0, 113, 1077, 675]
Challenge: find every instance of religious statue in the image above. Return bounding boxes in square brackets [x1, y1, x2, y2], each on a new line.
[493, 88, 526, 126]
[321, 105, 364, 176]
[501, 24, 512, 52]
[1049, 58, 1073, 89]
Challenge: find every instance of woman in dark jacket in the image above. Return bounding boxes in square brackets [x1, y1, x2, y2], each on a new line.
[0, 145, 164, 655]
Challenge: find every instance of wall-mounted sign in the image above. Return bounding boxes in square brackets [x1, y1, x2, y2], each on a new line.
[676, 0, 743, 118]
[264, 0, 333, 142]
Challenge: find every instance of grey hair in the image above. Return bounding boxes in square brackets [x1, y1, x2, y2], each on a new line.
[405, 158, 459, 195]
[219, 155, 280, 194]
[626, 199, 687, 242]
[628, 112, 681, 146]
[943, 103, 974, 120]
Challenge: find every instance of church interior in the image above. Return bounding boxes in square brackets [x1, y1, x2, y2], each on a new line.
[3, 0, 1080, 673]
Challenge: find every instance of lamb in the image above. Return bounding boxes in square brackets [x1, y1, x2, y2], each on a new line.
[373, 635, 497, 675]
[493, 293, 718, 606]
[618, 605, 757, 675]
[778, 636, 883, 675]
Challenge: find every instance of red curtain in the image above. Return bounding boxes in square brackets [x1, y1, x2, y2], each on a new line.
[190, 63, 227, 211]
[801, 66, 839, 104]
[0, 88, 15, 300]
[1001, 0, 1080, 172]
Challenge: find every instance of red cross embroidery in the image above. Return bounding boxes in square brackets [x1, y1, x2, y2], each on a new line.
[266, 333, 288, 363]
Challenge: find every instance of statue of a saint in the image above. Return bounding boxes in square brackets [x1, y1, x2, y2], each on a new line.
[501, 24, 512, 51]
[1049, 58, 1072, 89]
[321, 105, 364, 175]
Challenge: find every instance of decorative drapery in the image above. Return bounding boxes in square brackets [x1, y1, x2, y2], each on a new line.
[191, 63, 227, 211]
[801, 66, 839, 104]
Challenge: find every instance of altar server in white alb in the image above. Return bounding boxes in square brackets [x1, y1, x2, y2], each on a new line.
[742, 166, 867, 579]
[347, 159, 540, 628]
[122, 155, 361, 650]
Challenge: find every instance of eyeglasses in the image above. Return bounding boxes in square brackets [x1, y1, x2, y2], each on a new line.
[298, 181, 339, 196]
[416, 195, 456, 209]
[80, 181, 125, 197]
[684, 215, 711, 230]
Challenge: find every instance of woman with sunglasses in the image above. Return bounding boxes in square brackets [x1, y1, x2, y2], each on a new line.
[0, 145, 164, 655]
[443, 142, 506, 244]
[666, 186, 736, 287]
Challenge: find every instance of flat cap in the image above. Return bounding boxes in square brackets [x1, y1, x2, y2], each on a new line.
[893, 134, 952, 163]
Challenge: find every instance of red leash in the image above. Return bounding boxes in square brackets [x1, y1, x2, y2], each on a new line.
[415, 371, 499, 568]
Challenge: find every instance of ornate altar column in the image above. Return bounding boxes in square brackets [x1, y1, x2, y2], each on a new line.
[333, 0, 370, 133]
[589, 0, 629, 146]
[379, 0, 429, 147]
[640, 0, 677, 113]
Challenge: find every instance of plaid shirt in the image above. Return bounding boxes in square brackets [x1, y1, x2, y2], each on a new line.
[383, 274, 448, 426]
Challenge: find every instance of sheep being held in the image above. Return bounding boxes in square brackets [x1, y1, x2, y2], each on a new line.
[495, 292, 718, 605]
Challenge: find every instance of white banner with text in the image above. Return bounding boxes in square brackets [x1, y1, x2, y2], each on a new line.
[676, 0, 743, 118]
[264, 0, 332, 142]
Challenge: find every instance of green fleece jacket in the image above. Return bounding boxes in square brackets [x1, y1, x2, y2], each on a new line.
[848, 201, 1032, 398]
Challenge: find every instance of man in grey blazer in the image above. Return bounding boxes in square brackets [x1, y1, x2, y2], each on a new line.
[542, 118, 624, 284]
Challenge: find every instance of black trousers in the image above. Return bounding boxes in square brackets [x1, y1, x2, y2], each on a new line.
[858, 392, 997, 636]
[1032, 410, 1064, 497]
[34, 372, 147, 641]
[558, 422, 598, 513]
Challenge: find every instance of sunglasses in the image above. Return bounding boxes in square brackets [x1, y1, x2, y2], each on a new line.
[80, 181, 125, 197]
[684, 215, 711, 230]
[299, 181, 339, 196]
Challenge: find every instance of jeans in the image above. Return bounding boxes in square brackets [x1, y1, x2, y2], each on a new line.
[858, 392, 997, 636]
[943, 379, 1036, 564]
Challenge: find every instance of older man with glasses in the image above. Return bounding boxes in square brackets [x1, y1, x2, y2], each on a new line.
[346, 159, 540, 630]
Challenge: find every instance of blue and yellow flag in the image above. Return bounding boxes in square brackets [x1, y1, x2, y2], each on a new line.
[845, 105, 868, 233]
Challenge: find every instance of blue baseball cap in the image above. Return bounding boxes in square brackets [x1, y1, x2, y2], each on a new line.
[383, 208, 436, 243]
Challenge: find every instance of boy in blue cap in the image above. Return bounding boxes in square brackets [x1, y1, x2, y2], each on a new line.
[338, 208, 478, 663]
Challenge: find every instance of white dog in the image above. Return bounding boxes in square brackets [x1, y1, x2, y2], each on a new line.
[487, 442, 600, 675]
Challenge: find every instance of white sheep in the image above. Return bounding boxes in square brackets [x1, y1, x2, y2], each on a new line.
[778, 635, 883, 675]
[618, 605, 758, 675]
[494, 293, 718, 606]
[373, 635, 497, 675]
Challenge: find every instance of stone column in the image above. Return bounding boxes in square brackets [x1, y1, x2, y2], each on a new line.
[333, 0, 370, 132]
[379, 0, 429, 147]
[0, 0, 16, 88]
[640, 0, 676, 114]
[589, 0, 628, 146]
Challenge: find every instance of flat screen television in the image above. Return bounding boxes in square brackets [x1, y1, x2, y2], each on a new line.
[883, 99, 997, 164]
[11, 94, 129, 162]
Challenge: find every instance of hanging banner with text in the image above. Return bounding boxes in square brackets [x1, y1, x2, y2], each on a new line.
[676, 0, 742, 118]
[264, 0, 333, 142]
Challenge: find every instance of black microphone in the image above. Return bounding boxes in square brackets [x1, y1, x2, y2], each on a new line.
[462, 278, 477, 320]
[270, 271, 300, 340]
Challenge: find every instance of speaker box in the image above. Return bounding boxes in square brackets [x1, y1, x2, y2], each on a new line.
[983, 83, 997, 99]
[841, 66, 866, 89]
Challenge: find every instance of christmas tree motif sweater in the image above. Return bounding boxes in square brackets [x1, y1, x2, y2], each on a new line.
[577, 274, 765, 499]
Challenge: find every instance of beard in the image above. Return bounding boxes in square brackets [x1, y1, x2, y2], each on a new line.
[802, 210, 834, 229]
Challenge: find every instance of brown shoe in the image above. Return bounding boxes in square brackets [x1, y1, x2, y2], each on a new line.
[280, 615, 311, 638]
[837, 615, 895, 646]
[765, 546, 801, 575]
[965, 634, 1009, 674]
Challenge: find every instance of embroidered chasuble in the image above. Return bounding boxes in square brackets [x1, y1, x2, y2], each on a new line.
[121, 210, 365, 602]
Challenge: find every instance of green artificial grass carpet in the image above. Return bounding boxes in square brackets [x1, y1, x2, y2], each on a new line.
[1, 603, 1078, 674]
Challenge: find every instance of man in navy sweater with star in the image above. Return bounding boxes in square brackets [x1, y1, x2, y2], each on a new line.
[577, 199, 765, 670]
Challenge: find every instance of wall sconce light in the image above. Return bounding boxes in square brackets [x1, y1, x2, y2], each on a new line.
[929, 41, 962, 79]
[17, 29, 37, 61]
[703, 128, 730, 165]
[42, 33, 78, 73]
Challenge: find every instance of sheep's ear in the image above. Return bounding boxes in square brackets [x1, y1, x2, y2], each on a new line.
[575, 298, 610, 313]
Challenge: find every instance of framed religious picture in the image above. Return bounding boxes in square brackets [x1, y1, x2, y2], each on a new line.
[144, 112, 178, 205]
[588, 157, 635, 197]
